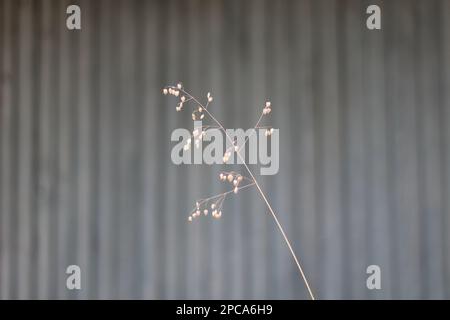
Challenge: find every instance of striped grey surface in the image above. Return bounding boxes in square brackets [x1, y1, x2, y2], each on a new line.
[0, 0, 449, 299]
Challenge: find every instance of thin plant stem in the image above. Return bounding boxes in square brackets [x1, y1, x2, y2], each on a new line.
[165, 86, 316, 300]
[239, 158, 316, 300]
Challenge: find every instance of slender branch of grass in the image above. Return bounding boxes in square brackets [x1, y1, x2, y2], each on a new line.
[164, 85, 316, 300]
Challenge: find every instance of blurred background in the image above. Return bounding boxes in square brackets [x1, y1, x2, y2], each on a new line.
[1, 0, 449, 299]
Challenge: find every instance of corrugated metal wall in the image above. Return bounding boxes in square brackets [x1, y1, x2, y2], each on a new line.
[1, 0, 449, 299]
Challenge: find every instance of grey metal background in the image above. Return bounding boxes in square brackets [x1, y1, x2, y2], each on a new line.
[1, 0, 449, 299]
